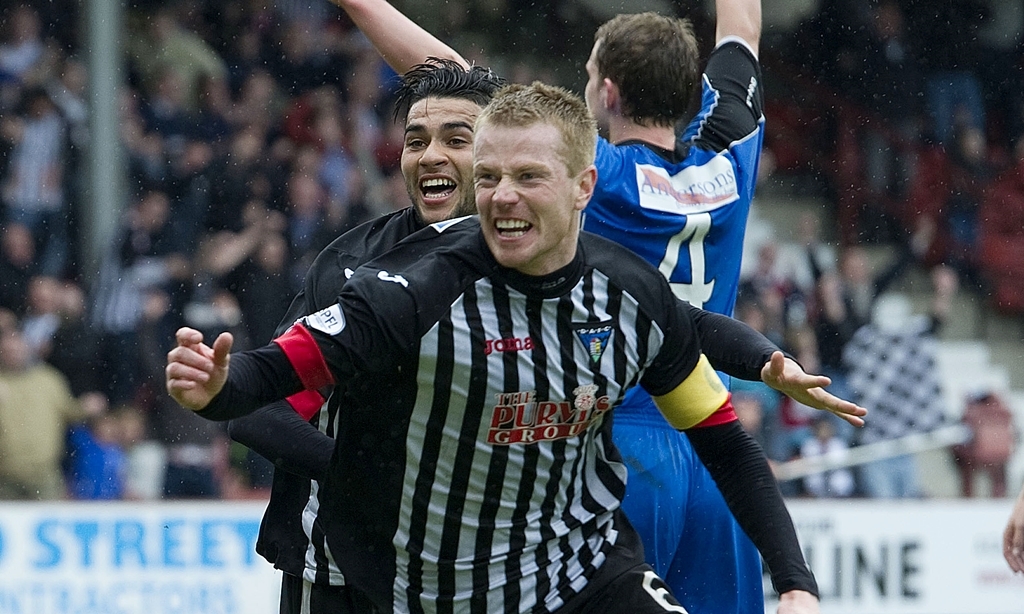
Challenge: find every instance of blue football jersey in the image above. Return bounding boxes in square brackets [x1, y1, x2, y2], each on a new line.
[583, 40, 765, 422]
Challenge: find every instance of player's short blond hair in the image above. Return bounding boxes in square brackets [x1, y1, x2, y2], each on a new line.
[475, 82, 597, 177]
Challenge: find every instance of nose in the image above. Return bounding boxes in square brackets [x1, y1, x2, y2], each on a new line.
[489, 176, 518, 206]
[419, 140, 447, 167]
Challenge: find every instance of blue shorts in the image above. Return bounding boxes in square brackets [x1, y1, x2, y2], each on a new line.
[614, 420, 764, 614]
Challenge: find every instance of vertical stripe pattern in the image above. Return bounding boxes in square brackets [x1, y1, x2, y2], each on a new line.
[389, 269, 665, 613]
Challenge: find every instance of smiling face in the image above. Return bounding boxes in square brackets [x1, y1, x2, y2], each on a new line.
[401, 96, 482, 224]
[474, 120, 596, 276]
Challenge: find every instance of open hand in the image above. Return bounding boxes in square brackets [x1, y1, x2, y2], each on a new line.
[761, 351, 867, 427]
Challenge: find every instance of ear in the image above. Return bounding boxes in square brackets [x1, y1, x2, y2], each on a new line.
[574, 165, 598, 212]
[601, 78, 621, 115]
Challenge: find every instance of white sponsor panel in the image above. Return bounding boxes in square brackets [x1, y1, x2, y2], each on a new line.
[766, 500, 1024, 614]
[635, 155, 739, 215]
[0, 500, 1018, 613]
[0, 501, 278, 614]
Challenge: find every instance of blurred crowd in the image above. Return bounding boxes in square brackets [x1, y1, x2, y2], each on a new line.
[0, 0, 1019, 502]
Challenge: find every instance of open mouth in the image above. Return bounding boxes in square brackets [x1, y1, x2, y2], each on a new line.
[420, 177, 456, 203]
[495, 219, 532, 238]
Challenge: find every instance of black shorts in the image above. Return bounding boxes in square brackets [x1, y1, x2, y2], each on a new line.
[279, 572, 381, 614]
[557, 518, 689, 614]
[559, 563, 689, 614]
[279, 513, 687, 614]
[280, 567, 686, 614]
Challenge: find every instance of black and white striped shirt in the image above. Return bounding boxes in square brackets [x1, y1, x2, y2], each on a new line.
[256, 216, 725, 612]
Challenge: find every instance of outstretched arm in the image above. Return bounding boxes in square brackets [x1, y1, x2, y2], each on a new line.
[329, 0, 468, 72]
[1005, 483, 1024, 573]
[715, 0, 762, 53]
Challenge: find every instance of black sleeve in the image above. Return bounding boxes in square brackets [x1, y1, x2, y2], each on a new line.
[685, 303, 778, 381]
[196, 344, 305, 421]
[686, 421, 819, 597]
[691, 40, 763, 152]
[227, 401, 334, 480]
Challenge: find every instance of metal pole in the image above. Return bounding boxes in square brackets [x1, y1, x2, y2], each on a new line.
[83, 0, 125, 283]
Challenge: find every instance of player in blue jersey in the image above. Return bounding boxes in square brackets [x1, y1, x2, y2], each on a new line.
[581, 11, 772, 614]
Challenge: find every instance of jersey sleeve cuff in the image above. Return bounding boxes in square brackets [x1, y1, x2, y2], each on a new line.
[715, 35, 758, 60]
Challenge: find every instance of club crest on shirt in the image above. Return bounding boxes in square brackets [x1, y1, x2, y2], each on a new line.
[573, 322, 613, 366]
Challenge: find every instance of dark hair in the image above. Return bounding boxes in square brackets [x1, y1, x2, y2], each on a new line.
[392, 57, 506, 123]
[594, 13, 700, 128]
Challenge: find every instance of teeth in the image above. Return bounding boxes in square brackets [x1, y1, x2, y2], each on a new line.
[496, 219, 530, 230]
[422, 178, 455, 188]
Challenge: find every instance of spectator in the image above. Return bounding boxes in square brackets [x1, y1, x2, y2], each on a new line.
[19, 274, 62, 361]
[952, 391, 1016, 497]
[811, 244, 917, 421]
[943, 124, 992, 288]
[139, 66, 193, 155]
[282, 169, 338, 285]
[0, 326, 96, 499]
[128, 6, 228, 113]
[90, 188, 190, 405]
[46, 280, 107, 399]
[64, 411, 128, 500]
[738, 240, 803, 349]
[842, 266, 959, 498]
[1, 86, 70, 276]
[0, 4, 44, 82]
[0, 221, 37, 315]
[906, 0, 989, 147]
[138, 288, 233, 500]
[799, 415, 855, 498]
[853, 0, 924, 223]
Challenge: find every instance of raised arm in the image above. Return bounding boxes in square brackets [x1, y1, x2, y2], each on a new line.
[329, 0, 468, 72]
[714, 0, 761, 54]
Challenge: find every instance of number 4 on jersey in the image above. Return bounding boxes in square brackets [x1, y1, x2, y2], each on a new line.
[658, 212, 714, 308]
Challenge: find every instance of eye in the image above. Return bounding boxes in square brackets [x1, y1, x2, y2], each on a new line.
[475, 173, 498, 186]
[449, 136, 470, 147]
[404, 138, 426, 150]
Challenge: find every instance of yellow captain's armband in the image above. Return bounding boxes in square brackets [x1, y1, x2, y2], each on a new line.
[652, 354, 728, 430]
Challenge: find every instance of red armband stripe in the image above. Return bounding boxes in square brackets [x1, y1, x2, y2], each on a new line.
[286, 389, 326, 421]
[691, 393, 738, 428]
[273, 323, 335, 391]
